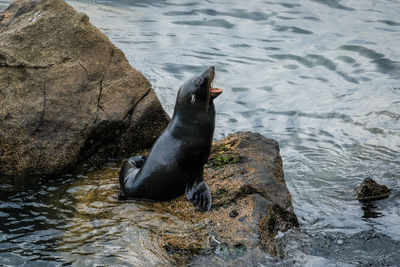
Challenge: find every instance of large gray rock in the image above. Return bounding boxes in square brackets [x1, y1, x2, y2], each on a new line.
[0, 0, 169, 176]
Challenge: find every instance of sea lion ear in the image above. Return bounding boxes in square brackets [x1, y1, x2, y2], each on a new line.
[191, 94, 196, 104]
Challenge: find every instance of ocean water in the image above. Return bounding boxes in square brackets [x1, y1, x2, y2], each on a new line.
[1, 0, 399, 266]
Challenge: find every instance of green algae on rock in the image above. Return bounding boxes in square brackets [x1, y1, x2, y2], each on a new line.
[207, 142, 244, 168]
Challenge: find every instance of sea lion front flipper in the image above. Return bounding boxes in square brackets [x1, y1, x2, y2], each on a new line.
[186, 181, 212, 212]
[127, 155, 147, 168]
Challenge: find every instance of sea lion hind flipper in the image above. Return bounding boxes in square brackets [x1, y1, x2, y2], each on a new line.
[186, 181, 212, 212]
[119, 155, 146, 185]
[127, 155, 147, 168]
[119, 155, 146, 199]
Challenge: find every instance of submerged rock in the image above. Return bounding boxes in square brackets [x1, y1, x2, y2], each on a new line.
[355, 178, 391, 201]
[0, 0, 169, 177]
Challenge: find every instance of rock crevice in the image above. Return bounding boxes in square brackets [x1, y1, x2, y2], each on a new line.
[33, 81, 46, 134]
[124, 86, 153, 121]
[95, 48, 114, 123]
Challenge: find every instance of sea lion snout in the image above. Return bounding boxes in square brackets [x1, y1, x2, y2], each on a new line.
[202, 66, 222, 99]
[177, 66, 221, 106]
[200, 66, 215, 81]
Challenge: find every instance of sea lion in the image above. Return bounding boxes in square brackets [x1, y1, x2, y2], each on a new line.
[119, 66, 222, 211]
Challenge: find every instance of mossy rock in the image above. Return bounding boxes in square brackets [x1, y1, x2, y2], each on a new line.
[207, 143, 244, 168]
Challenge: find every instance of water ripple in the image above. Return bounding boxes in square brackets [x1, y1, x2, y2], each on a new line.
[339, 45, 400, 78]
[273, 25, 313, 34]
[164, 9, 272, 21]
[1, 0, 400, 265]
[310, 0, 355, 11]
[172, 19, 234, 29]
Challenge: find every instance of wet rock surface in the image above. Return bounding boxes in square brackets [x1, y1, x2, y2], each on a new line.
[0, 0, 169, 177]
[355, 178, 391, 201]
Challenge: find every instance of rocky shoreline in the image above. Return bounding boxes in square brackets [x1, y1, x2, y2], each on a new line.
[1, 0, 299, 264]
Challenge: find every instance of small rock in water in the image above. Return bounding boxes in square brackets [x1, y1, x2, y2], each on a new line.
[355, 178, 391, 201]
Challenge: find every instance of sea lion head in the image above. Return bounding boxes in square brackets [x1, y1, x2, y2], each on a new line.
[176, 66, 222, 109]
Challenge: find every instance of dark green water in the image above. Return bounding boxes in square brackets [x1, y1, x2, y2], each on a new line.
[1, 0, 400, 265]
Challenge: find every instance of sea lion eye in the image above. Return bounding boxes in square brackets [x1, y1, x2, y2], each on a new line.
[191, 94, 196, 104]
[197, 77, 206, 86]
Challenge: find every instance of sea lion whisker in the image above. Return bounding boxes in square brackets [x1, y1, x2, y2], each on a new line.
[206, 81, 210, 112]
[211, 73, 217, 88]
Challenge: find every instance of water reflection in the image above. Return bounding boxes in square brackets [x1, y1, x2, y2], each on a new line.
[361, 201, 382, 219]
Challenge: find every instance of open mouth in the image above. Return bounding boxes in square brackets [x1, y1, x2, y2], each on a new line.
[208, 67, 222, 98]
[210, 87, 222, 98]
